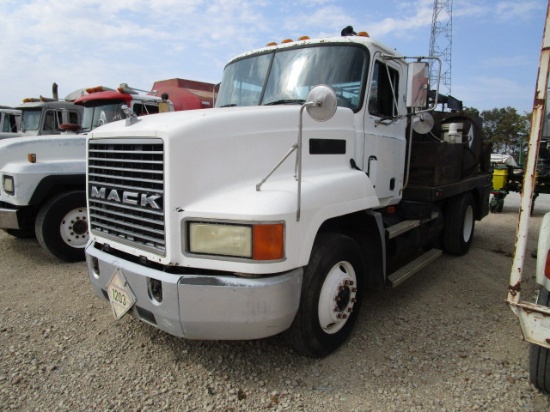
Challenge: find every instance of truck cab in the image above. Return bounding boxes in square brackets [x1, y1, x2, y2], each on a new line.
[74, 85, 174, 133]
[17, 99, 82, 136]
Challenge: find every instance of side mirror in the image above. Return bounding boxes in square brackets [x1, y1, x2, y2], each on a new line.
[306, 85, 338, 121]
[406, 62, 429, 108]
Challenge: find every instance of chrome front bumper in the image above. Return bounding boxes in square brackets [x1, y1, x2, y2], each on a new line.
[86, 242, 303, 340]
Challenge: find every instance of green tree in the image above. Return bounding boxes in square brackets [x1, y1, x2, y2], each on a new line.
[480, 107, 530, 162]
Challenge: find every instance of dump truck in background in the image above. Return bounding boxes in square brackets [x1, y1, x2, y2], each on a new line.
[151, 78, 216, 111]
[0, 78, 216, 262]
[84, 28, 491, 357]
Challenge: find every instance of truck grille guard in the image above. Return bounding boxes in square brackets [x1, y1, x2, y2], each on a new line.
[87, 138, 166, 255]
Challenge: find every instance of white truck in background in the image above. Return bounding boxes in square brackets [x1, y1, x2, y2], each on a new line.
[15, 83, 84, 137]
[0, 84, 83, 140]
[507, 5, 550, 394]
[0, 79, 216, 262]
[85, 28, 492, 357]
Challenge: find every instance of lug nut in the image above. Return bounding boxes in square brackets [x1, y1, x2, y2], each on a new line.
[351, 298, 356, 303]
[342, 314, 348, 319]
[351, 287, 357, 292]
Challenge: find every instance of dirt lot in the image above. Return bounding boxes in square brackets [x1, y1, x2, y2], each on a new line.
[1, 192, 550, 411]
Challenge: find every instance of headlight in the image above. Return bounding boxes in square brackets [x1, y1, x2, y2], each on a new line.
[3, 175, 14, 195]
[188, 222, 284, 260]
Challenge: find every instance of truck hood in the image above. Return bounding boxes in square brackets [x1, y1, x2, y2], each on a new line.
[0, 134, 85, 172]
[89, 105, 366, 211]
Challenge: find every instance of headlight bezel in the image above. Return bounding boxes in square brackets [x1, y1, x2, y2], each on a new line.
[184, 219, 285, 262]
[2, 175, 14, 195]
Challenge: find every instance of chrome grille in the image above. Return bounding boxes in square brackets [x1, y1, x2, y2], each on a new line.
[88, 138, 165, 255]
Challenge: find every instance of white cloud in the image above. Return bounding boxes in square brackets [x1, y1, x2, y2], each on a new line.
[454, 0, 544, 22]
[0, 0, 543, 114]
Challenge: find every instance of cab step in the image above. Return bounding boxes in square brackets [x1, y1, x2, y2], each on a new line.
[385, 212, 439, 239]
[386, 219, 421, 239]
[387, 248, 442, 287]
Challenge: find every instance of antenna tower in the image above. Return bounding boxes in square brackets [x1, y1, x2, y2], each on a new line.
[429, 0, 453, 96]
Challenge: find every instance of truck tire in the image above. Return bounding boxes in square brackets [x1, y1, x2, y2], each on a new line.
[443, 192, 475, 256]
[35, 191, 88, 262]
[529, 287, 550, 393]
[284, 233, 364, 357]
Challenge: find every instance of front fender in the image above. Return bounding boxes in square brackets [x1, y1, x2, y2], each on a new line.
[179, 168, 379, 272]
[297, 169, 379, 265]
[0, 160, 85, 205]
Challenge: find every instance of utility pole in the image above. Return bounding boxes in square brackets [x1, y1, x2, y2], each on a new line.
[429, 0, 453, 96]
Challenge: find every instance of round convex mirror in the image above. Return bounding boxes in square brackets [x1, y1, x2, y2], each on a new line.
[306, 85, 338, 122]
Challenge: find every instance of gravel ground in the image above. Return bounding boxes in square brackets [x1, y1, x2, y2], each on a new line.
[2, 192, 550, 411]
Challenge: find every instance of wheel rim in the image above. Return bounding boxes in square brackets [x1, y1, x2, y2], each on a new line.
[318, 260, 358, 335]
[60, 207, 88, 248]
[463, 204, 474, 243]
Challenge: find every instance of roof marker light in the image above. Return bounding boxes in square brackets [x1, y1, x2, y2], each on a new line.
[281, 38, 293, 43]
[85, 86, 104, 94]
[358, 31, 369, 37]
[298, 36, 310, 40]
[265, 41, 277, 47]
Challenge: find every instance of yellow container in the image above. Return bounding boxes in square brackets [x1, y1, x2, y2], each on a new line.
[492, 168, 508, 190]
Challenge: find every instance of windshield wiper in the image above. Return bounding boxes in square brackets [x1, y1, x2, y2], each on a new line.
[263, 99, 305, 106]
[221, 104, 237, 107]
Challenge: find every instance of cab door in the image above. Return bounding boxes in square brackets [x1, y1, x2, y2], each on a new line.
[362, 58, 407, 206]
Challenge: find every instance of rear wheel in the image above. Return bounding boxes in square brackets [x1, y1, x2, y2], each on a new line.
[35, 191, 88, 262]
[284, 233, 364, 357]
[443, 192, 475, 256]
[529, 287, 550, 393]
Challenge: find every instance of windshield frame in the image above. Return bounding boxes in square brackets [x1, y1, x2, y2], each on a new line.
[21, 109, 42, 132]
[80, 100, 127, 132]
[216, 43, 370, 113]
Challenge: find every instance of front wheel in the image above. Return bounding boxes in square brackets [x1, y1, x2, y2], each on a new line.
[529, 287, 550, 393]
[443, 192, 475, 256]
[35, 191, 88, 262]
[284, 233, 364, 357]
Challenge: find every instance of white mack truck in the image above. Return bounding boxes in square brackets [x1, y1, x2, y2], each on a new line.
[0, 79, 215, 262]
[85, 28, 492, 357]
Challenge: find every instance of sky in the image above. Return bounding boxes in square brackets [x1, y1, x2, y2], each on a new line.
[0, 0, 546, 114]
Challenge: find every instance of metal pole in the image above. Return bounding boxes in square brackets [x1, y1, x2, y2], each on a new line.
[507, 3, 550, 308]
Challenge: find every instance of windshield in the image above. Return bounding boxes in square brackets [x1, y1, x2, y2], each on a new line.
[21, 109, 42, 131]
[216, 45, 368, 111]
[81, 101, 127, 132]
